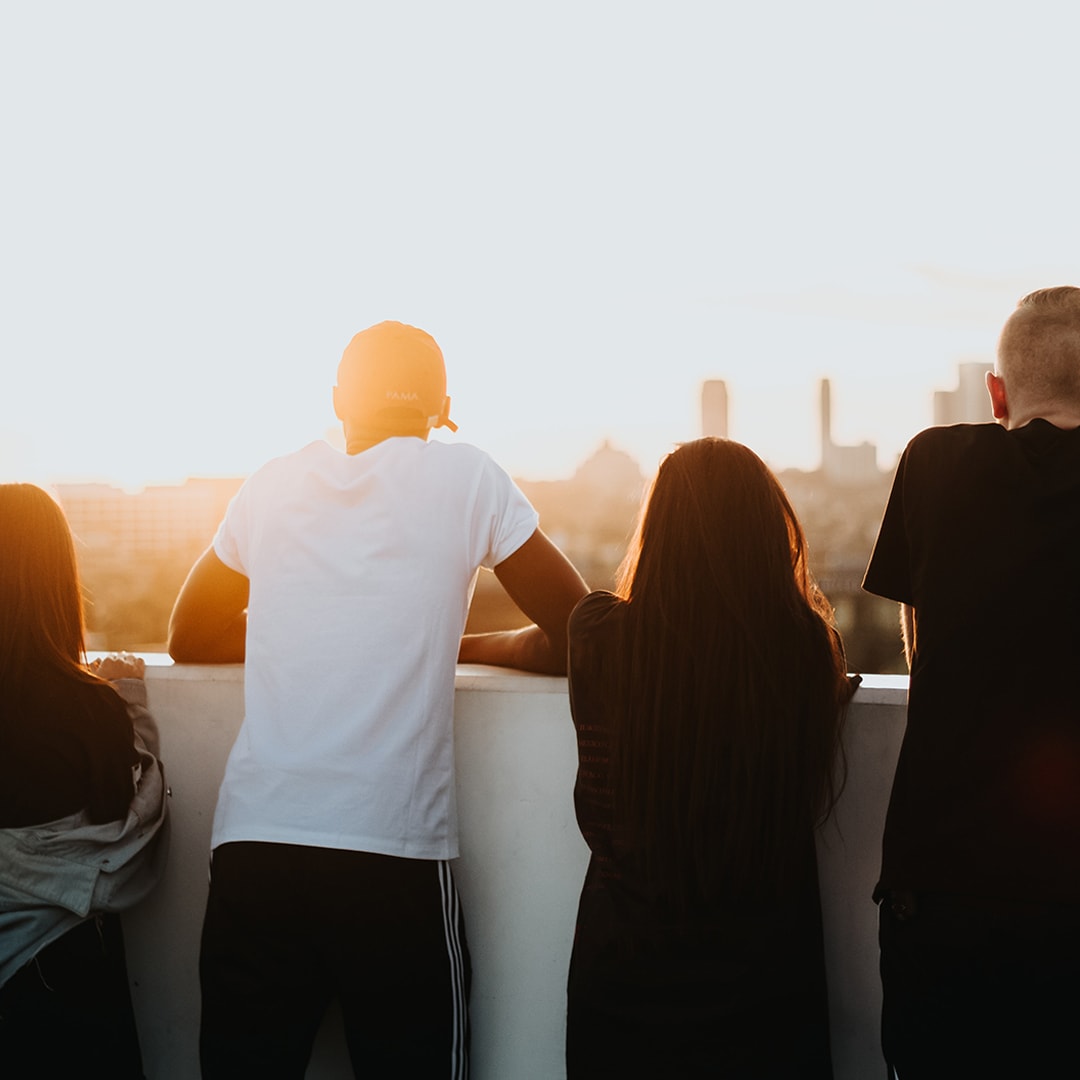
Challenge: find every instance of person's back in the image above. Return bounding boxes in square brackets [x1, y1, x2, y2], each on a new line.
[565, 439, 852, 1078]
[864, 286, 1080, 1075]
[170, 321, 588, 1078]
[210, 435, 540, 858]
[0, 484, 167, 1079]
[869, 420, 1080, 900]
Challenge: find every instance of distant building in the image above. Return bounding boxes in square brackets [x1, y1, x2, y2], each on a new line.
[819, 378, 880, 486]
[701, 379, 729, 439]
[572, 439, 646, 496]
[56, 477, 241, 569]
[515, 440, 645, 591]
[934, 361, 993, 425]
[50, 477, 244, 650]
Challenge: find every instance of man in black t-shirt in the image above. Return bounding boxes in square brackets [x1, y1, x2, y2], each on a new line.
[864, 286, 1080, 1077]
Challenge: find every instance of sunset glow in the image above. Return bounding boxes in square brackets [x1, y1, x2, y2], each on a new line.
[1, 3, 1077, 489]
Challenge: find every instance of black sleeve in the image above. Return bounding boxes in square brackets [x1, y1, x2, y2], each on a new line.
[567, 592, 621, 714]
[0, 677, 138, 827]
[83, 683, 139, 825]
[863, 446, 914, 606]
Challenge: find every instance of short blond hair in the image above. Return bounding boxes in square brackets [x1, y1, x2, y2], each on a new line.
[998, 286, 1080, 410]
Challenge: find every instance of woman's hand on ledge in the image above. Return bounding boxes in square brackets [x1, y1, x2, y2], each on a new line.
[91, 652, 146, 681]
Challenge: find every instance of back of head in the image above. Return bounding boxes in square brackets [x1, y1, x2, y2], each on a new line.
[335, 321, 457, 442]
[0, 484, 88, 687]
[619, 438, 813, 624]
[611, 439, 847, 906]
[998, 286, 1080, 414]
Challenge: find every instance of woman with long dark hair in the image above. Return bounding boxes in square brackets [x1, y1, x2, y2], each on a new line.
[0, 484, 168, 1077]
[566, 439, 855, 1078]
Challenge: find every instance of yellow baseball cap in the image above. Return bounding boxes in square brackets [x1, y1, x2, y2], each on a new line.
[336, 321, 458, 433]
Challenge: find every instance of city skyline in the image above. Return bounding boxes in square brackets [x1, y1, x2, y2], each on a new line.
[14, 358, 996, 493]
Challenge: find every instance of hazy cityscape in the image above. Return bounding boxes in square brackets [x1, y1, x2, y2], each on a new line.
[54, 363, 994, 677]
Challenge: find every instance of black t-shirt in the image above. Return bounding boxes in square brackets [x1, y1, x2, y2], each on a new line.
[0, 671, 137, 827]
[864, 419, 1080, 900]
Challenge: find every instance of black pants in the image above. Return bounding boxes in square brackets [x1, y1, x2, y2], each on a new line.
[0, 913, 144, 1078]
[879, 891, 1080, 1078]
[199, 842, 471, 1079]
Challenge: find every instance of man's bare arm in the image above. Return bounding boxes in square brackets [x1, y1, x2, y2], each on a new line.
[458, 529, 589, 675]
[900, 603, 916, 670]
[168, 547, 250, 663]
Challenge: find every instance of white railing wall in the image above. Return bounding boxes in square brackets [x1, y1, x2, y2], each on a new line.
[122, 663, 907, 1079]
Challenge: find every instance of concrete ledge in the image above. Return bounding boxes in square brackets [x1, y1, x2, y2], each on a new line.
[121, 664, 906, 1079]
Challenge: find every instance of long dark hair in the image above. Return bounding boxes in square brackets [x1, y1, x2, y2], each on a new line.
[0, 483, 97, 690]
[609, 439, 849, 906]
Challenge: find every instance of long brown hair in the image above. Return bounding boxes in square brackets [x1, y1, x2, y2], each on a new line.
[0, 483, 96, 689]
[609, 438, 849, 906]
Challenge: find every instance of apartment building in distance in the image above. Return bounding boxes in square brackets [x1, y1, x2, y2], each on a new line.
[55, 477, 242, 649]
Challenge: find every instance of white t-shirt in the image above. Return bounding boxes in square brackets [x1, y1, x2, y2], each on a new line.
[209, 437, 539, 859]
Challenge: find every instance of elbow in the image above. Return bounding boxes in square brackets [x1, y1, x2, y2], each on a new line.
[167, 610, 219, 664]
[167, 611, 246, 665]
[167, 592, 204, 662]
[167, 620, 199, 663]
[533, 625, 570, 676]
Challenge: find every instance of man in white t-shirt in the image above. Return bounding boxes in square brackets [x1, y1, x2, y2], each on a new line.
[169, 321, 588, 1079]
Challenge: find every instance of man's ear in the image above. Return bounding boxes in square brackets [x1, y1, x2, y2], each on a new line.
[986, 371, 1009, 422]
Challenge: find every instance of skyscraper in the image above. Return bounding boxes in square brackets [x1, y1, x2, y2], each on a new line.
[933, 362, 993, 425]
[701, 379, 728, 439]
[819, 378, 879, 485]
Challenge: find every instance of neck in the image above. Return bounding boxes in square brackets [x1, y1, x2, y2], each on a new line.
[345, 434, 389, 454]
[1004, 405, 1080, 431]
[343, 423, 429, 455]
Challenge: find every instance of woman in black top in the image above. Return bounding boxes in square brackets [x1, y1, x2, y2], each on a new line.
[566, 439, 854, 1078]
[0, 483, 151, 1077]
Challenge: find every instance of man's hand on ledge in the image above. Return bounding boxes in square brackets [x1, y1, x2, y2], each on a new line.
[459, 626, 568, 676]
[458, 529, 589, 676]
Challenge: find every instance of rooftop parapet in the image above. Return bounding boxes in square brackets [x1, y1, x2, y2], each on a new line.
[121, 662, 906, 1079]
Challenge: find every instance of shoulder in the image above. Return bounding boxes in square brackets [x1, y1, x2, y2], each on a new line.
[37, 670, 121, 708]
[32, 672, 133, 740]
[76, 677, 132, 729]
[223, 443, 331, 513]
[567, 595, 628, 723]
[905, 422, 1003, 458]
[897, 424, 1006, 488]
[422, 439, 508, 476]
[421, 441, 535, 519]
[249, 440, 333, 483]
[569, 591, 624, 641]
[353, 438, 507, 484]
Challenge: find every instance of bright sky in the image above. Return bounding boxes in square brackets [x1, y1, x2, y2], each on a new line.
[2, 2, 1078, 489]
